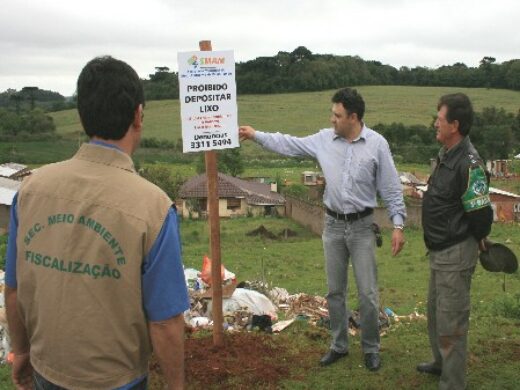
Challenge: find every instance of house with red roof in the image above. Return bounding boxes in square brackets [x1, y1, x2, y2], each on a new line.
[178, 172, 285, 219]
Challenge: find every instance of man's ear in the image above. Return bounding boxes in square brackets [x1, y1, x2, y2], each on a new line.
[451, 119, 460, 135]
[132, 104, 144, 130]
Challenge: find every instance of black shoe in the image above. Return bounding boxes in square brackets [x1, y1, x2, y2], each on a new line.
[416, 362, 442, 376]
[364, 353, 381, 371]
[319, 349, 348, 366]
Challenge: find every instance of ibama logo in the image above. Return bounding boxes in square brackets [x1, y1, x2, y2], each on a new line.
[188, 55, 225, 68]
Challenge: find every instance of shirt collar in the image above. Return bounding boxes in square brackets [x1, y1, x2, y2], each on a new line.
[333, 123, 368, 143]
[89, 139, 124, 152]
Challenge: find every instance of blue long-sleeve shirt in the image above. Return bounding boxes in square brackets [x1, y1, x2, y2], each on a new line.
[255, 125, 406, 224]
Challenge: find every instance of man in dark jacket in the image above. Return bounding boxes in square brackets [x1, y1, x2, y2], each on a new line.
[418, 93, 493, 389]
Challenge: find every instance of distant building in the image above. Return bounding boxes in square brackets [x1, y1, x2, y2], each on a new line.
[489, 187, 520, 222]
[486, 160, 510, 177]
[0, 162, 31, 181]
[399, 172, 426, 199]
[0, 177, 21, 233]
[178, 172, 285, 219]
[240, 176, 278, 192]
[301, 171, 324, 186]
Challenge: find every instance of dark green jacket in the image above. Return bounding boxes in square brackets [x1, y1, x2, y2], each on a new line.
[422, 136, 493, 251]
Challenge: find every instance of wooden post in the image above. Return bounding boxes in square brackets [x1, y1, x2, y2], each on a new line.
[199, 39, 224, 347]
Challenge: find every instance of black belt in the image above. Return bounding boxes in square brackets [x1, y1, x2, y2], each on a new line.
[326, 207, 373, 222]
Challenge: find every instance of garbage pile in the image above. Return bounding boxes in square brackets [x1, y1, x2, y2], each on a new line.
[0, 259, 426, 364]
[183, 258, 426, 336]
[0, 271, 11, 363]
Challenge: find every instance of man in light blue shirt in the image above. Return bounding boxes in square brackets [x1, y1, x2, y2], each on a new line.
[239, 87, 406, 371]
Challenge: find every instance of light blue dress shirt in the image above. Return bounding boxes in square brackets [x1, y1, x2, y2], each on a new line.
[255, 125, 406, 225]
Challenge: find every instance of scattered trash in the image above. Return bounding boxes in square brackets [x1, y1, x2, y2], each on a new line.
[0, 270, 11, 363]
[189, 317, 212, 328]
[195, 279, 238, 300]
[200, 254, 224, 286]
[393, 311, 426, 322]
[284, 293, 328, 324]
[268, 287, 290, 305]
[249, 314, 273, 333]
[181, 264, 425, 335]
[272, 318, 296, 333]
[220, 288, 278, 321]
[237, 280, 270, 297]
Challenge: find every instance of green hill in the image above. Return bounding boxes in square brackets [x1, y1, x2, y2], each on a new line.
[51, 85, 520, 141]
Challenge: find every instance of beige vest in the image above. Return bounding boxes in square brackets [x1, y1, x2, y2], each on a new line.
[16, 144, 172, 389]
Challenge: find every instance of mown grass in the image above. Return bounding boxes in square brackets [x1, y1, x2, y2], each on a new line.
[177, 217, 520, 389]
[1, 218, 519, 389]
[50, 86, 520, 141]
[45, 85, 519, 171]
[7, 85, 518, 171]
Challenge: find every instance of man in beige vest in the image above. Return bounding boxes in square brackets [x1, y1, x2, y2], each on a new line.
[5, 56, 189, 389]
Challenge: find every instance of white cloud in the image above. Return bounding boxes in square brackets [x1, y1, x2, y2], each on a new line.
[1, 0, 519, 95]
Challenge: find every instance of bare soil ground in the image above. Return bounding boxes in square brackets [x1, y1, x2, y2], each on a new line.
[149, 330, 322, 389]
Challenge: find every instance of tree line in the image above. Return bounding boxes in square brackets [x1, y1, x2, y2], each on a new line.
[235, 48, 520, 93]
[142, 47, 520, 99]
[2, 47, 518, 108]
[374, 107, 520, 163]
[0, 87, 74, 112]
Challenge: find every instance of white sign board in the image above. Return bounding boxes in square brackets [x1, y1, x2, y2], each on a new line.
[178, 50, 239, 153]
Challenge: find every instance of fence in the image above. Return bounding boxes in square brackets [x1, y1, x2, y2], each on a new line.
[284, 195, 422, 236]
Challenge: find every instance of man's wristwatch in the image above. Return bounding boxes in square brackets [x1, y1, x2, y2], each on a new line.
[393, 224, 404, 231]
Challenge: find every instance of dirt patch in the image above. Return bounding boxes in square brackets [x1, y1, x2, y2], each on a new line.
[246, 225, 278, 240]
[149, 332, 316, 389]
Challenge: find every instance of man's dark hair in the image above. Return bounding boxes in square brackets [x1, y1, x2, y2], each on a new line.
[331, 88, 365, 120]
[437, 93, 474, 136]
[77, 56, 144, 140]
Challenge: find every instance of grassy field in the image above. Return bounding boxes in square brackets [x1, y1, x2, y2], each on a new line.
[43, 85, 520, 170]
[50, 85, 520, 142]
[4, 85, 518, 170]
[2, 86, 519, 387]
[1, 217, 519, 389]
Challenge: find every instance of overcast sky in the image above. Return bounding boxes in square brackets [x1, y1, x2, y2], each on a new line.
[1, 0, 519, 96]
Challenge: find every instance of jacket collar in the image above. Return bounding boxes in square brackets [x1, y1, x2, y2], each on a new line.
[73, 143, 136, 173]
[438, 136, 470, 169]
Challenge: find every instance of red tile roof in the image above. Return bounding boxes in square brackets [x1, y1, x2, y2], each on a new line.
[179, 172, 285, 206]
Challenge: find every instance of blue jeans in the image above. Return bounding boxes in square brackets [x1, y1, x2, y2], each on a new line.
[322, 213, 379, 354]
[33, 371, 148, 390]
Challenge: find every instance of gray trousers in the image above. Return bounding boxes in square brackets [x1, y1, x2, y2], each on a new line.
[322, 213, 379, 354]
[428, 237, 478, 390]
